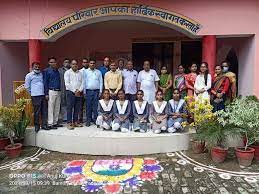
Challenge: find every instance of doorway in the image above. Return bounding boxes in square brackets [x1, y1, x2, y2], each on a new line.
[226, 48, 239, 92]
[132, 42, 174, 73]
[181, 41, 202, 71]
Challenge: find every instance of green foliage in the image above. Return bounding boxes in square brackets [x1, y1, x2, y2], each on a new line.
[194, 118, 224, 148]
[0, 125, 8, 138]
[217, 96, 259, 150]
[14, 110, 30, 138]
[0, 98, 29, 146]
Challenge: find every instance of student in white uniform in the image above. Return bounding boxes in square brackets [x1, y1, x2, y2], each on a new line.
[194, 62, 212, 102]
[137, 60, 160, 104]
[112, 89, 131, 132]
[150, 90, 168, 134]
[96, 89, 114, 130]
[167, 89, 188, 133]
[132, 90, 149, 132]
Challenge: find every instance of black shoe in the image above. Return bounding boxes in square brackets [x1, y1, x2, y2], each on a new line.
[54, 124, 63, 128]
[85, 122, 90, 127]
[49, 125, 57, 129]
[41, 126, 50, 130]
[35, 126, 40, 133]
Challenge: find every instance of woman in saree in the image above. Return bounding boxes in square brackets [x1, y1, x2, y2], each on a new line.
[185, 63, 198, 97]
[174, 64, 187, 98]
[149, 90, 168, 134]
[221, 61, 237, 102]
[96, 89, 114, 130]
[158, 66, 173, 101]
[211, 65, 230, 112]
[112, 89, 131, 133]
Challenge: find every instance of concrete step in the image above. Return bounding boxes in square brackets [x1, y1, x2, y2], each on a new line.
[24, 126, 195, 155]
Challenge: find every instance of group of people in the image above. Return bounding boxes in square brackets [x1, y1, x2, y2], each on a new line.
[24, 56, 236, 133]
[175, 61, 236, 112]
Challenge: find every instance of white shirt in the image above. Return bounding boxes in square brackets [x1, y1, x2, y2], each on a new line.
[137, 69, 160, 104]
[122, 69, 138, 94]
[79, 67, 87, 73]
[194, 74, 212, 100]
[64, 69, 84, 93]
[117, 68, 124, 74]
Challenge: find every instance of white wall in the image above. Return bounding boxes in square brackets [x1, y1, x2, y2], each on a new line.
[238, 36, 255, 96]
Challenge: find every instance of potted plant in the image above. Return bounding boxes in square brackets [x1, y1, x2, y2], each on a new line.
[0, 126, 9, 150]
[0, 101, 24, 158]
[185, 96, 214, 154]
[217, 96, 259, 166]
[14, 99, 30, 144]
[195, 117, 234, 163]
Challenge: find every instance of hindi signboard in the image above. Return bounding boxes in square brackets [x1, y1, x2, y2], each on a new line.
[42, 4, 202, 39]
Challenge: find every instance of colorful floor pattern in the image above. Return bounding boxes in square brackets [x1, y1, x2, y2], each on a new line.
[62, 158, 163, 193]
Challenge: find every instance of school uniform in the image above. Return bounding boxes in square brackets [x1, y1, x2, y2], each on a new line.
[96, 99, 114, 130]
[132, 100, 149, 132]
[150, 101, 168, 134]
[167, 99, 187, 133]
[112, 100, 131, 132]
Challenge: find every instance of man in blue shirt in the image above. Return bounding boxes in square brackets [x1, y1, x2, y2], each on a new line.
[25, 62, 48, 132]
[98, 57, 110, 77]
[43, 57, 62, 129]
[84, 58, 103, 127]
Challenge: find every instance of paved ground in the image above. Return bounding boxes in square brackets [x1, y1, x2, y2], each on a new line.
[0, 146, 259, 194]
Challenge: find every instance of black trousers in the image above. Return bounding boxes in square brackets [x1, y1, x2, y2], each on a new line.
[66, 91, 82, 123]
[31, 95, 48, 127]
[79, 96, 85, 123]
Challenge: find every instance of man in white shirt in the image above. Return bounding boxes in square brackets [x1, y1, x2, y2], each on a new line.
[64, 59, 84, 130]
[80, 58, 89, 73]
[117, 58, 125, 73]
[137, 60, 160, 104]
[79, 57, 89, 124]
[83, 58, 103, 127]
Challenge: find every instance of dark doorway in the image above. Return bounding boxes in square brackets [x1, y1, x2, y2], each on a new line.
[181, 41, 202, 72]
[132, 43, 174, 73]
[226, 48, 239, 91]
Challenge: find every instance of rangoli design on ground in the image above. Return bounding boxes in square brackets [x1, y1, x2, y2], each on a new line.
[62, 158, 163, 193]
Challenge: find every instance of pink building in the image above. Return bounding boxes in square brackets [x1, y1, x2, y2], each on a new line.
[0, 0, 258, 105]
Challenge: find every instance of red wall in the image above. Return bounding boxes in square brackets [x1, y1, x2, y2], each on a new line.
[41, 20, 183, 66]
